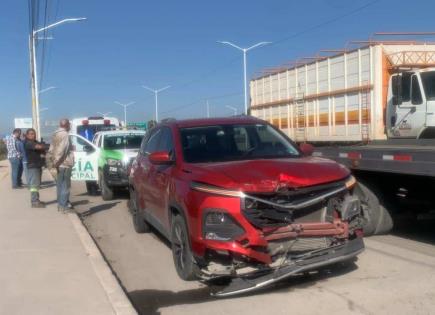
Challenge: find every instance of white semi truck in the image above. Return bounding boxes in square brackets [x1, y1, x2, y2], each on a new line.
[250, 40, 435, 235]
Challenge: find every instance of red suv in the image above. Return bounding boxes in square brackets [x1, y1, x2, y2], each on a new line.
[129, 116, 364, 296]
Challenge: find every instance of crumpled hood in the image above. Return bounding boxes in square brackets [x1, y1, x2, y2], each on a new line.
[188, 157, 350, 193]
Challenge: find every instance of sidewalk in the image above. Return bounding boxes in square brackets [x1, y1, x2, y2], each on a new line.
[0, 160, 136, 315]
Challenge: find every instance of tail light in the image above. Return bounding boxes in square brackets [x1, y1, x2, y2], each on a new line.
[104, 119, 111, 125]
[82, 120, 89, 125]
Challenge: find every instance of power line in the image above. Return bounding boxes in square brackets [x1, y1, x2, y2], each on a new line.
[270, 0, 380, 47]
[161, 91, 242, 115]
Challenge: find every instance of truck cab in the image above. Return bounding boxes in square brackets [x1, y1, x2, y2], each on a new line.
[387, 68, 435, 139]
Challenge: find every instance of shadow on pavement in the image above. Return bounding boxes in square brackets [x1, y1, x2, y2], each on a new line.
[392, 217, 435, 245]
[79, 202, 120, 217]
[129, 287, 212, 315]
[128, 260, 358, 315]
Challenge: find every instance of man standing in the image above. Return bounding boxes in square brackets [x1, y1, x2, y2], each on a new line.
[17, 134, 28, 185]
[5, 128, 23, 189]
[49, 119, 74, 213]
[24, 129, 46, 208]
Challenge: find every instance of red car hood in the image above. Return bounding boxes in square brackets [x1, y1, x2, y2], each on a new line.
[188, 157, 350, 193]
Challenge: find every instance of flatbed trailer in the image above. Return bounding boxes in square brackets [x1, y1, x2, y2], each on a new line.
[313, 140, 435, 235]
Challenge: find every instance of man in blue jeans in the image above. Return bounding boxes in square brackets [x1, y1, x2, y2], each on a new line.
[49, 119, 75, 213]
[5, 128, 23, 189]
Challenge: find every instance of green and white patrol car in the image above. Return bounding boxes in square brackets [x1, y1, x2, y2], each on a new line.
[68, 130, 146, 200]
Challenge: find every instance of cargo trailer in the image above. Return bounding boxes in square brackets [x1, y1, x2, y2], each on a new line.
[250, 38, 435, 235]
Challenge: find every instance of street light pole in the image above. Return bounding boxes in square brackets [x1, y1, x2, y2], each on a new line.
[115, 101, 135, 127]
[226, 105, 238, 116]
[97, 111, 112, 117]
[29, 17, 86, 140]
[142, 85, 171, 122]
[206, 100, 210, 118]
[218, 41, 271, 115]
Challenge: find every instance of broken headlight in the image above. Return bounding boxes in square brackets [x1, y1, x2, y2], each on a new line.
[203, 210, 245, 241]
[340, 195, 361, 220]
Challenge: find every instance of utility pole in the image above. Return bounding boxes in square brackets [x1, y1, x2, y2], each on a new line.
[142, 85, 171, 122]
[218, 41, 271, 115]
[29, 18, 86, 140]
[206, 100, 210, 118]
[115, 101, 135, 127]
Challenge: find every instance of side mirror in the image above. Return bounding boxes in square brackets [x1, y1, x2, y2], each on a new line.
[149, 151, 174, 165]
[299, 143, 314, 156]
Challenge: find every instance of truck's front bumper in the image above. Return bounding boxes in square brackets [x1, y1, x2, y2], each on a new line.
[103, 164, 129, 187]
[211, 236, 364, 297]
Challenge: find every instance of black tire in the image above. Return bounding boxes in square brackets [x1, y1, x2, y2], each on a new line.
[85, 181, 98, 196]
[129, 187, 150, 233]
[171, 215, 197, 281]
[354, 181, 394, 236]
[99, 170, 114, 201]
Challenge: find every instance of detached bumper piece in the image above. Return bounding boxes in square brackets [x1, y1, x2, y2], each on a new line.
[210, 237, 364, 297]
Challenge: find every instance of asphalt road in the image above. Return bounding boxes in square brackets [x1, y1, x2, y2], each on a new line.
[71, 182, 435, 315]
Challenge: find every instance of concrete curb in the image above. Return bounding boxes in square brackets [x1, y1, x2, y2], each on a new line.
[68, 212, 138, 315]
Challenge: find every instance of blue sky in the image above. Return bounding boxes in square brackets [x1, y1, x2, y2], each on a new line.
[1, 0, 435, 134]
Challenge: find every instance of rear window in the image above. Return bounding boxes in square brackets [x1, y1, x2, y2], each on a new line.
[103, 134, 144, 150]
[77, 124, 116, 141]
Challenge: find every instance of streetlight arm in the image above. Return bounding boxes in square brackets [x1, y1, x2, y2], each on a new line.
[124, 101, 136, 107]
[34, 18, 87, 34]
[142, 85, 156, 93]
[39, 86, 57, 94]
[246, 41, 272, 51]
[226, 105, 237, 111]
[156, 85, 171, 93]
[217, 41, 243, 51]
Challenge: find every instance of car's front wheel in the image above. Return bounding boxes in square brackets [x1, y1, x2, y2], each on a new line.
[99, 170, 114, 201]
[171, 214, 197, 281]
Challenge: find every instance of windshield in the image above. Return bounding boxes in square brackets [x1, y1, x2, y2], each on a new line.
[180, 124, 300, 163]
[103, 134, 144, 150]
[77, 124, 116, 141]
[421, 71, 435, 101]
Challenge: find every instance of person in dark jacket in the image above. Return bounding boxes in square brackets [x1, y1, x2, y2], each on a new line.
[24, 128, 46, 208]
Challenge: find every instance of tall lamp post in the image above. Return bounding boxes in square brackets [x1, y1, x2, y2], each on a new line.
[30, 18, 86, 140]
[226, 105, 238, 116]
[142, 85, 171, 122]
[115, 101, 135, 127]
[218, 41, 271, 115]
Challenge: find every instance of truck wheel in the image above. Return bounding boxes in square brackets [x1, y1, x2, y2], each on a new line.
[129, 187, 150, 233]
[85, 181, 98, 196]
[354, 181, 394, 236]
[171, 215, 197, 281]
[99, 170, 114, 201]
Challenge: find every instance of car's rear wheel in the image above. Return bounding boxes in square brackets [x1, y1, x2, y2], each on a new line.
[99, 170, 114, 201]
[129, 187, 150, 233]
[171, 215, 197, 281]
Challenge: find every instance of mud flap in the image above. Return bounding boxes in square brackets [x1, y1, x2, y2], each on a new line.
[210, 237, 364, 297]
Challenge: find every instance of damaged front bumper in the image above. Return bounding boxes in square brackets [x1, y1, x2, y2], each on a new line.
[209, 236, 364, 297]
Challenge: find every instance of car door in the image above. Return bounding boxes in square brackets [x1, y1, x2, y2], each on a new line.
[134, 128, 162, 220]
[388, 72, 425, 138]
[69, 134, 99, 181]
[151, 127, 176, 229]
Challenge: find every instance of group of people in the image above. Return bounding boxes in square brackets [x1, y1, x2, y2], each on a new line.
[4, 119, 75, 212]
